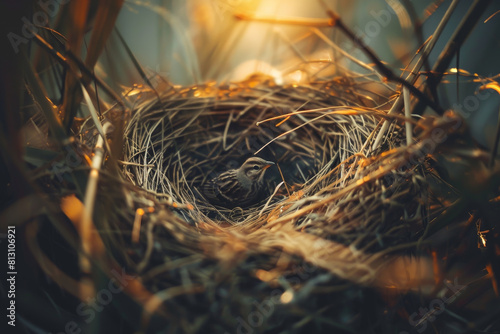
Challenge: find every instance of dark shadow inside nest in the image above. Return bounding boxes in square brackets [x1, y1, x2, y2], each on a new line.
[123, 83, 378, 223]
[146, 105, 327, 219]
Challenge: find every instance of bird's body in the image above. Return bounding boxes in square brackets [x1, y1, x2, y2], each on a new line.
[203, 157, 274, 208]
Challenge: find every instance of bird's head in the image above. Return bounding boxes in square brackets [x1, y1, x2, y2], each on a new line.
[237, 157, 275, 187]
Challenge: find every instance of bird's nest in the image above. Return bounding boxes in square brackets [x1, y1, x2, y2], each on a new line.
[121, 75, 388, 223]
[60, 70, 479, 333]
[21, 56, 499, 332]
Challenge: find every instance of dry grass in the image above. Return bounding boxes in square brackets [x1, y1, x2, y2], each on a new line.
[2, 1, 500, 333]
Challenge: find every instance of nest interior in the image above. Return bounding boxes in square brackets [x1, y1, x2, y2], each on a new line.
[122, 75, 388, 223]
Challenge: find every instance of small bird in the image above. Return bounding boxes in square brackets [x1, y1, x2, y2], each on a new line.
[203, 157, 275, 208]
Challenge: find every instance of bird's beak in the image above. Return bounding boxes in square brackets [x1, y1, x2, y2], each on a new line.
[262, 161, 275, 170]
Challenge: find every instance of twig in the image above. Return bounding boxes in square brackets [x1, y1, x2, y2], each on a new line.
[80, 122, 112, 274]
[321, 8, 444, 114]
[403, 87, 413, 146]
[412, 0, 493, 116]
[371, 0, 460, 150]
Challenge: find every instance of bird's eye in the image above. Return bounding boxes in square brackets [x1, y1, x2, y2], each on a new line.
[252, 165, 260, 170]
